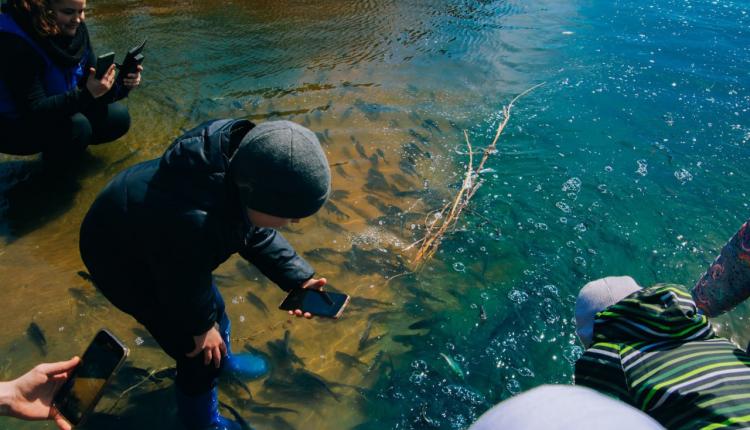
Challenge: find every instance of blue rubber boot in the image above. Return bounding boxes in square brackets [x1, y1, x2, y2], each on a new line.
[175, 386, 242, 430]
[219, 315, 269, 379]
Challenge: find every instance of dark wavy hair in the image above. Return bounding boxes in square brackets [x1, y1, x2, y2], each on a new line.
[6, 0, 60, 37]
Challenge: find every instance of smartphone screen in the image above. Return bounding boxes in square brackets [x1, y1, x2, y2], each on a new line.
[279, 289, 350, 318]
[53, 330, 128, 426]
[95, 52, 115, 79]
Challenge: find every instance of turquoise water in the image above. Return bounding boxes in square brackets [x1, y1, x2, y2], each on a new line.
[0, 0, 748, 429]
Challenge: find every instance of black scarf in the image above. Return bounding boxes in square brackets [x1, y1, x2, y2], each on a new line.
[5, 5, 90, 67]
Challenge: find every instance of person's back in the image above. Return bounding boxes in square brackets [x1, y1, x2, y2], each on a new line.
[575, 279, 750, 429]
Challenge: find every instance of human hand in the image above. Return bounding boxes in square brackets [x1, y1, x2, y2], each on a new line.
[186, 324, 227, 368]
[85, 64, 116, 98]
[122, 65, 143, 89]
[289, 277, 327, 319]
[0, 356, 80, 430]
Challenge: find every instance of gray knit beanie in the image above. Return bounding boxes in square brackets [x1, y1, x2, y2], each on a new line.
[575, 276, 642, 347]
[229, 120, 331, 219]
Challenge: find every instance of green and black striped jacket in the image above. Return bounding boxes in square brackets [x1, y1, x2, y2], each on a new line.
[575, 284, 750, 429]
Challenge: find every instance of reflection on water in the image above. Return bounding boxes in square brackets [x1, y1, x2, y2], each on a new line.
[1, 0, 748, 428]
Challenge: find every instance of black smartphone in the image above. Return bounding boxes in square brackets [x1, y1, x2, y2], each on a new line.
[53, 329, 129, 427]
[279, 288, 350, 319]
[94, 52, 115, 79]
[119, 39, 147, 77]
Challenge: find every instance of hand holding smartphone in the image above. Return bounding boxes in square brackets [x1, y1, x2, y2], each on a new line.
[279, 287, 350, 319]
[94, 52, 115, 80]
[53, 329, 129, 427]
[117, 39, 147, 85]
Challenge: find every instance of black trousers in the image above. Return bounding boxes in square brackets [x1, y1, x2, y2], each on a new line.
[80, 215, 228, 395]
[0, 102, 130, 156]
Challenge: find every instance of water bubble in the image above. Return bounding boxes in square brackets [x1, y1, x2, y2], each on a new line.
[457, 247, 465, 254]
[411, 359, 428, 370]
[134, 337, 144, 346]
[508, 289, 529, 304]
[574, 223, 587, 233]
[453, 262, 466, 272]
[597, 184, 608, 193]
[574, 256, 587, 266]
[409, 371, 428, 384]
[636, 159, 648, 176]
[674, 168, 693, 183]
[517, 367, 535, 377]
[535, 222, 549, 231]
[559, 217, 568, 224]
[239, 315, 246, 323]
[543, 284, 559, 295]
[556, 201, 572, 213]
[564, 345, 584, 363]
[561, 177, 582, 193]
[604, 165, 613, 172]
[506, 378, 522, 394]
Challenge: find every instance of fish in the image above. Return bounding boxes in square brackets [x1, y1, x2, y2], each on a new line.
[352, 136, 368, 159]
[368, 153, 379, 167]
[408, 317, 444, 330]
[421, 119, 441, 133]
[404, 284, 446, 303]
[368, 350, 385, 373]
[329, 190, 350, 201]
[408, 129, 430, 145]
[334, 164, 349, 178]
[288, 369, 340, 401]
[398, 158, 418, 176]
[303, 247, 339, 264]
[322, 219, 348, 235]
[267, 330, 304, 367]
[249, 405, 298, 415]
[364, 168, 390, 193]
[376, 148, 386, 162]
[152, 367, 177, 381]
[479, 305, 487, 323]
[335, 351, 369, 373]
[358, 321, 373, 351]
[68, 287, 107, 309]
[348, 296, 393, 309]
[218, 401, 252, 430]
[245, 290, 269, 315]
[77, 270, 94, 284]
[221, 372, 253, 398]
[440, 353, 465, 379]
[27, 322, 47, 356]
[323, 201, 349, 220]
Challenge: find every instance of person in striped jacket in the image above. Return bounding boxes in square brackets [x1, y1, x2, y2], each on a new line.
[574, 276, 750, 429]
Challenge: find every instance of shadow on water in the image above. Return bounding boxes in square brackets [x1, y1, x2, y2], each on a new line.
[0, 154, 104, 241]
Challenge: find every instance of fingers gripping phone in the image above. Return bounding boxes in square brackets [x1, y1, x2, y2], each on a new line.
[53, 329, 129, 427]
[279, 288, 350, 319]
[117, 39, 146, 84]
[94, 52, 115, 79]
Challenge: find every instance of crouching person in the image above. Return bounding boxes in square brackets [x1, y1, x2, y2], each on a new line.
[79, 119, 331, 429]
[574, 276, 750, 429]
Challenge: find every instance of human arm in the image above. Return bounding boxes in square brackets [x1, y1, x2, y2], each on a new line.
[238, 227, 315, 291]
[574, 345, 631, 404]
[0, 357, 80, 430]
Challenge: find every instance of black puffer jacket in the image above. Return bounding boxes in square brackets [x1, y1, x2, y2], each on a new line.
[80, 119, 314, 335]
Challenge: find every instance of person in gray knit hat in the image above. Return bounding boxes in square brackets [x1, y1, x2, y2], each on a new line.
[230, 120, 331, 225]
[79, 118, 332, 430]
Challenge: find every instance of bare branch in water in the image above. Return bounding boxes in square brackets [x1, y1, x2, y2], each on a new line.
[412, 83, 545, 268]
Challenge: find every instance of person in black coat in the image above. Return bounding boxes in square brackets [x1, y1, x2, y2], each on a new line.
[79, 119, 331, 430]
[0, 0, 142, 157]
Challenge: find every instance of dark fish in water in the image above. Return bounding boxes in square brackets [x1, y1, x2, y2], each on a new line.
[365, 195, 400, 216]
[304, 247, 339, 264]
[348, 296, 392, 309]
[365, 168, 389, 193]
[249, 404, 298, 415]
[322, 219, 348, 235]
[324, 201, 349, 220]
[213, 273, 235, 283]
[288, 369, 340, 401]
[393, 334, 419, 346]
[329, 190, 350, 201]
[335, 351, 369, 373]
[398, 158, 418, 176]
[267, 330, 304, 367]
[152, 366, 177, 381]
[358, 320, 373, 351]
[271, 416, 297, 430]
[245, 290, 269, 315]
[422, 119, 441, 133]
[334, 164, 349, 178]
[218, 401, 252, 430]
[366, 310, 399, 322]
[68, 287, 107, 309]
[352, 136, 368, 159]
[408, 129, 430, 145]
[329, 161, 349, 168]
[404, 284, 446, 303]
[27, 322, 47, 356]
[221, 372, 253, 398]
[376, 148, 386, 162]
[479, 305, 487, 323]
[408, 317, 444, 330]
[368, 350, 385, 373]
[368, 153, 379, 167]
[77, 270, 94, 284]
